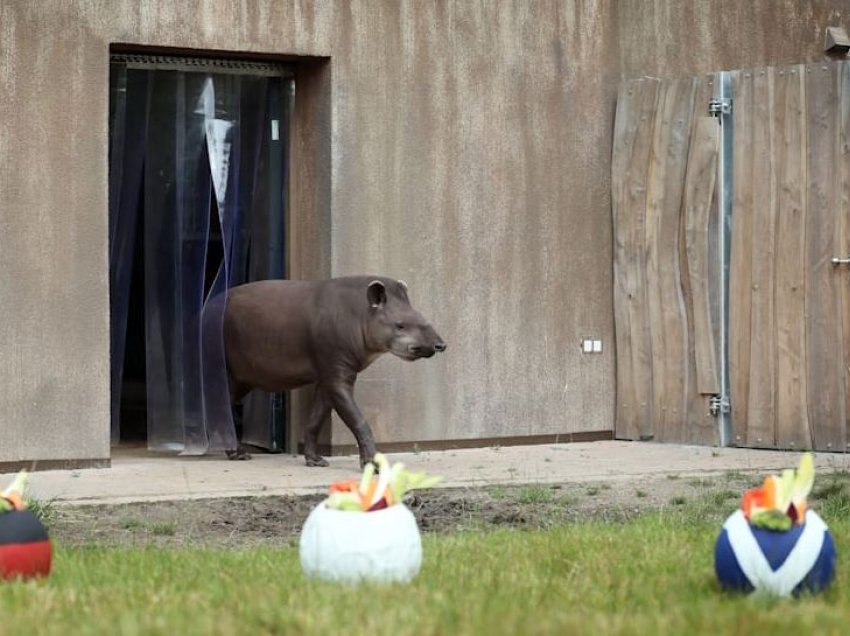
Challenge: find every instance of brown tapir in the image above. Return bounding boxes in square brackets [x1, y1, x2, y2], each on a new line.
[223, 276, 446, 466]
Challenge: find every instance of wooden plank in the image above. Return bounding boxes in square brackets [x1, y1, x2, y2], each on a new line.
[683, 116, 720, 395]
[645, 77, 697, 442]
[745, 67, 777, 448]
[805, 61, 847, 451]
[612, 78, 660, 441]
[680, 74, 721, 445]
[728, 69, 754, 446]
[773, 64, 812, 450]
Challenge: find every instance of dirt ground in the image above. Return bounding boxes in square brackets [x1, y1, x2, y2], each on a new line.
[45, 471, 764, 548]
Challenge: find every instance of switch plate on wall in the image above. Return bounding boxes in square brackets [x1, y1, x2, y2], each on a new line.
[581, 338, 603, 354]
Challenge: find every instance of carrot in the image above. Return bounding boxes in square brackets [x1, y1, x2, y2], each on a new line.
[360, 480, 378, 510]
[3, 493, 24, 511]
[763, 476, 777, 510]
[329, 480, 358, 493]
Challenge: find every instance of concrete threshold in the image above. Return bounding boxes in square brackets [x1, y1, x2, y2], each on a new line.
[5, 441, 850, 506]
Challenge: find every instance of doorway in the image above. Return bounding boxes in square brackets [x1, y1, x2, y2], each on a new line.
[108, 53, 294, 454]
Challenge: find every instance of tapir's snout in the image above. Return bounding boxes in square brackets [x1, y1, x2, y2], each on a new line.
[407, 339, 447, 358]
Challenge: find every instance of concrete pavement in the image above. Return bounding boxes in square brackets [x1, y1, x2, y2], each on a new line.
[5, 441, 850, 506]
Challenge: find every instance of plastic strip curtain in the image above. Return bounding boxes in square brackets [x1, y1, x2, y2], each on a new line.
[197, 73, 278, 454]
[240, 77, 292, 451]
[197, 75, 240, 454]
[144, 70, 213, 452]
[108, 66, 149, 444]
[195, 75, 283, 450]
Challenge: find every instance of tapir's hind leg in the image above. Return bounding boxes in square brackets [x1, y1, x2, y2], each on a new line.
[226, 379, 252, 461]
[304, 385, 331, 467]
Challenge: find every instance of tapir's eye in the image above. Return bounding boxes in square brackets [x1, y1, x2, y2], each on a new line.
[395, 322, 405, 330]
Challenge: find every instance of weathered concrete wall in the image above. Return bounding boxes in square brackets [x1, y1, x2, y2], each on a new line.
[326, 1, 618, 445]
[0, 2, 110, 464]
[0, 0, 848, 462]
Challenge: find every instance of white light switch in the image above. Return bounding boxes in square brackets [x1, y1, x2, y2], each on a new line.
[581, 338, 603, 354]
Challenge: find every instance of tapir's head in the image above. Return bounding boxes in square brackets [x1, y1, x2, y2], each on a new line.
[366, 279, 447, 361]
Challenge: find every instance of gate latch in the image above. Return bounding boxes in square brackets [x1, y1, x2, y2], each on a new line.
[831, 256, 850, 265]
[709, 395, 730, 417]
[708, 97, 732, 117]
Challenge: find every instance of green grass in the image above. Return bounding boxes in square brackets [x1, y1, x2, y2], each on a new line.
[120, 518, 144, 530]
[150, 522, 176, 537]
[708, 490, 739, 506]
[488, 485, 510, 500]
[688, 478, 713, 487]
[1, 511, 847, 635]
[517, 485, 553, 504]
[6, 472, 849, 635]
[25, 496, 58, 529]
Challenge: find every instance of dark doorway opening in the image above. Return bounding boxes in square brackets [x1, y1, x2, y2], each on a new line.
[118, 171, 147, 442]
[108, 53, 293, 454]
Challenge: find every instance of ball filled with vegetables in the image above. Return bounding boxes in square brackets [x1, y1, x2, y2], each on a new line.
[714, 454, 836, 597]
[299, 454, 440, 584]
[0, 471, 52, 581]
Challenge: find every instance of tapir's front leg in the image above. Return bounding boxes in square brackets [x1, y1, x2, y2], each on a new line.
[325, 381, 377, 468]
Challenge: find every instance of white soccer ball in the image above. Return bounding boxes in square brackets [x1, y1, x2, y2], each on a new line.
[299, 502, 423, 584]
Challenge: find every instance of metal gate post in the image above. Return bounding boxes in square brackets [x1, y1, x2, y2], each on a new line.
[709, 72, 734, 445]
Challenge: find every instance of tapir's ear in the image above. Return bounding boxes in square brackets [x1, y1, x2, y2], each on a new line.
[397, 279, 409, 300]
[367, 280, 387, 308]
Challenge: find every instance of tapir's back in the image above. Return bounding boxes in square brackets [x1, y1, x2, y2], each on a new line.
[223, 280, 320, 391]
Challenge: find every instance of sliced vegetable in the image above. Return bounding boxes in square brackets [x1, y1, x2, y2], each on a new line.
[0, 470, 28, 512]
[741, 453, 815, 530]
[324, 453, 441, 512]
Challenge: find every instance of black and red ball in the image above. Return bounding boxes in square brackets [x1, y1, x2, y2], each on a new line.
[0, 508, 52, 580]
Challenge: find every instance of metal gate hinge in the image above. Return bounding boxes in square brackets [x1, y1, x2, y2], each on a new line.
[709, 395, 730, 417]
[708, 97, 732, 117]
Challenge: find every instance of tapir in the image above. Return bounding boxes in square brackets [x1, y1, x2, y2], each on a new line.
[223, 276, 447, 466]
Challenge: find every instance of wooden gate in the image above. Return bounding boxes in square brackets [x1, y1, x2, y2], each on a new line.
[612, 60, 850, 452]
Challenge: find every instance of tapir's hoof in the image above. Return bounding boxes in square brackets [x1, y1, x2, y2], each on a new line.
[305, 455, 329, 468]
[226, 447, 252, 460]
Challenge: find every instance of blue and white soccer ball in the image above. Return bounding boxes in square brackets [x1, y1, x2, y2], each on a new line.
[299, 502, 422, 584]
[715, 509, 836, 597]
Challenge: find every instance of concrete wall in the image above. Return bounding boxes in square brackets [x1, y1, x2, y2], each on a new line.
[323, 1, 618, 447]
[0, 0, 847, 463]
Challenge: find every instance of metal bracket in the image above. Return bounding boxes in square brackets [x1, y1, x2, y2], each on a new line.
[713, 71, 734, 446]
[709, 395, 730, 417]
[708, 97, 732, 117]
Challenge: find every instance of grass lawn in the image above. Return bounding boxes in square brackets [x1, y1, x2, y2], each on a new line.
[3, 483, 850, 635]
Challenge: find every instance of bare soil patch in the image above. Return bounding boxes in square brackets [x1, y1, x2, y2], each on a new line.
[45, 472, 763, 548]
